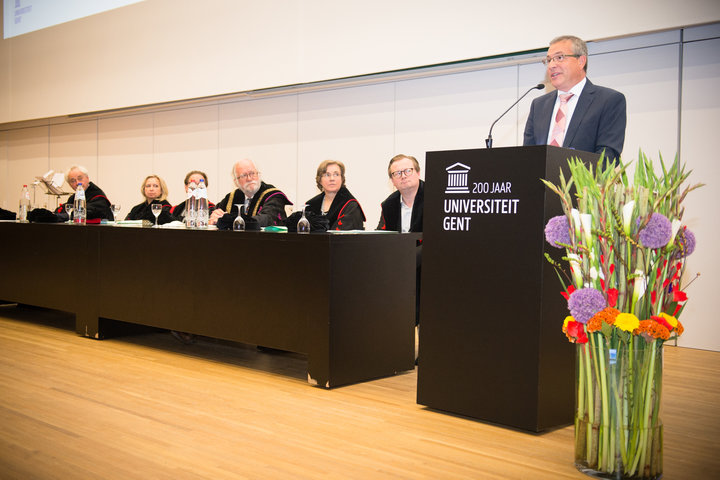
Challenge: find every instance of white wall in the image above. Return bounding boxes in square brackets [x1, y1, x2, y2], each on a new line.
[1, 0, 719, 123]
[677, 28, 720, 351]
[1, 25, 719, 350]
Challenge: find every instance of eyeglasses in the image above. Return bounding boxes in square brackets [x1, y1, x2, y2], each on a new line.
[67, 175, 87, 185]
[235, 171, 259, 181]
[542, 54, 581, 66]
[390, 168, 416, 179]
[322, 172, 341, 178]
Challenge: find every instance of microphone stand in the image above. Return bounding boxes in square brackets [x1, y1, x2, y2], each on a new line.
[485, 83, 544, 148]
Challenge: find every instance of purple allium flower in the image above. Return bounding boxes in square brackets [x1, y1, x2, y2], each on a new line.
[567, 287, 606, 324]
[674, 227, 696, 258]
[637, 213, 672, 249]
[545, 215, 571, 248]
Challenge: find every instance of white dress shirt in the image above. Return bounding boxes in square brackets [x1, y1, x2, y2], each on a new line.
[400, 197, 412, 233]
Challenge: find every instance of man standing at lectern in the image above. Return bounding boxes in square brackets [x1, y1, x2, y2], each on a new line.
[523, 35, 626, 162]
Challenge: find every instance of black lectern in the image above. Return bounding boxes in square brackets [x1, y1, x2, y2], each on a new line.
[417, 145, 599, 432]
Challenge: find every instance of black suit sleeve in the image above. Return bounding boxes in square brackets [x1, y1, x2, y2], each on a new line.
[334, 200, 365, 230]
[594, 91, 627, 162]
[254, 193, 289, 227]
[523, 100, 539, 146]
[86, 195, 112, 220]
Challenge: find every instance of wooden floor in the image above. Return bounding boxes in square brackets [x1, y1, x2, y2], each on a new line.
[1, 305, 718, 480]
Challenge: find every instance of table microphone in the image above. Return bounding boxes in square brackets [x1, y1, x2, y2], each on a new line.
[485, 83, 545, 148]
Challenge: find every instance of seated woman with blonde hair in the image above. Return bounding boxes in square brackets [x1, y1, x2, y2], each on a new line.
[305, 160, 365, 230]
[126, 175, 174, 225]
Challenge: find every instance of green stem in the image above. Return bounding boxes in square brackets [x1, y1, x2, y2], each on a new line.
[591, 335, 611, 470]
[612, 340, 628, 470]
[576, 344, 587, 461]
[628, 339, 659, 476]
[584, 342, 596, 465]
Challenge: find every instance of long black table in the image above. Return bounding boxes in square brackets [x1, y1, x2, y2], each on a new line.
[0, 222, 418, 387]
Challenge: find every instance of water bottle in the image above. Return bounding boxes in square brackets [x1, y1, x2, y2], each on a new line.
[18, 185, 31, 222]
[195, 179, 208, 228]
[74, 182, 87, 225]
[185, 180, 197, 228]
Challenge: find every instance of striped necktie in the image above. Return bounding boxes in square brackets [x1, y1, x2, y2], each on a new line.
[550, 93, 574, 147]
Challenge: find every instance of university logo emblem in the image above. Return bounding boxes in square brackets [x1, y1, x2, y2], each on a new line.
[445, 162, 471, 194]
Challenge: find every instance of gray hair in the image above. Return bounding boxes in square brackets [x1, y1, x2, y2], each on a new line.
[65, 165, 90, 184]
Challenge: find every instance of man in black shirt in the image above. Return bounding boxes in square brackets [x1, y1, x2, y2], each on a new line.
[55, 165, 112, 223]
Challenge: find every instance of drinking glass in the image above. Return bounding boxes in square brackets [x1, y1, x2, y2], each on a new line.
[151, 203, 163, 227]
[297, 205, 310, 234]
[64, 203, 74, 223]
[111, 204, 121, 223]
[232, 203, 245, 231]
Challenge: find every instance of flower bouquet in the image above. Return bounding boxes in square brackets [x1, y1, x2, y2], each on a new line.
[542, 152, 701, 479]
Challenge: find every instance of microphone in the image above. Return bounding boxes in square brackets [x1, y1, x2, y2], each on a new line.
[485, 83, 544, 148]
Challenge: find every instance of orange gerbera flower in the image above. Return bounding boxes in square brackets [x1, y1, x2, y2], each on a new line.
[675, 320, 685, 336]
[587, 307, 621, 332]
[586, 316, 602, 332]
[635, 319, 670, 340]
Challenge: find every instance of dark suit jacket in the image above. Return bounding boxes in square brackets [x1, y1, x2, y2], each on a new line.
[376, 180, 424, 233]
[523, 78, 626, 161]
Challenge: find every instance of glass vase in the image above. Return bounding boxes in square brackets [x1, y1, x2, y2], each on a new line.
[575, 336, 663, 480]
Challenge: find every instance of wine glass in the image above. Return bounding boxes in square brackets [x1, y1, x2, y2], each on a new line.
[232, 203, 245, 231]
[151, 203, 163, 227]
[297, 205, 310, 234]
[64, 203, 74, 223]
[111, 204, 121, 223]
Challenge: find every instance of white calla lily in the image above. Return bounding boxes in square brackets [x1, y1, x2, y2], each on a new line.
[622, 201, 635, 234]
[571, 209, 581, 237]
[590, 266, 598, 280]
[668, 219, 682, 245]
[580, 213, 593, 246]
[567, 253, 583, 287]
[631, 268, 647, 306]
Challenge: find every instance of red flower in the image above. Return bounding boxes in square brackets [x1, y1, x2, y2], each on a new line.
[652, 315, 673, 331]
[561, 284, 577, 300]
[673, 289, 688, 302]
[607, 288, 619, 307]
[651, 290, 657, 304]
[672, 267, 681, 282]
[609, 264, 615, 275]
[567, 321, 588, 344]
